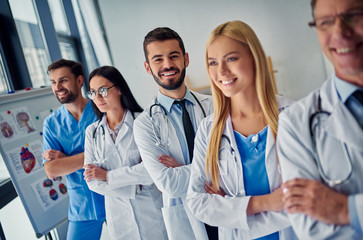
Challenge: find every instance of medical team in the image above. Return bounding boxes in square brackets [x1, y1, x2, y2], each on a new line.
[42, 0, 363, 239]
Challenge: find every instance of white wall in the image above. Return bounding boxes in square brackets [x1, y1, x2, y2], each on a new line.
[99, 0, 329, 107]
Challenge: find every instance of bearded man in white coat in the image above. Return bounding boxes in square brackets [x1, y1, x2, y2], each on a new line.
[133, 27, 215, 240]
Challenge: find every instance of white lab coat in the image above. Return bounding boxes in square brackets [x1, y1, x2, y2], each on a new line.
[133, 91, 213, 240]
[277, 77, 363, 239]
[84, 110, 167, 240]
[187, 95, 297, 239]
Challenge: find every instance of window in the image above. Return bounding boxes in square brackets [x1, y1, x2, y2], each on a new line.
[72, 0, 98, 72]
[8, 0, 51, 88]
[0, 0, 112, 216]
[0, 54, 10, 94]
[48, 0, 78, 61]
[47, 0, 69, 35]
[59, 39, 78, 61]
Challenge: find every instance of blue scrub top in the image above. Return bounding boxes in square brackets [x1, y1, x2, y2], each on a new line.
[42, 100, 105, 221]
[234, 127, 279, 240]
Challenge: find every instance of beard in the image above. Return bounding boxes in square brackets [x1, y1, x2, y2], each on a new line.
[151, 66, 186, 90]
[56, 89, 78, 104]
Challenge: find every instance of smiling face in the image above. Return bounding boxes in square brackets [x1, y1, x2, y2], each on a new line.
[144, 39, 189, 92]
[315, 0, 363, 86]
[207, 35, 255, 98]
[50, 67, 81, 103]
[89, 75, 122, 114]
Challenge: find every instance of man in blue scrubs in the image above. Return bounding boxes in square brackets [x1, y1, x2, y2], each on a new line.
[42, 59, 105, 239]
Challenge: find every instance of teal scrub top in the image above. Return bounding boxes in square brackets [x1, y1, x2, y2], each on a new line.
[42, 100, 105, 221]
[234, 127, 279, 240]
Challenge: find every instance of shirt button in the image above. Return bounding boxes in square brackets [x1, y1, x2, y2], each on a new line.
[251, 135, 258, 143]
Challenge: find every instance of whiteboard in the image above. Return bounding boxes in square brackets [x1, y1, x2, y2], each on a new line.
[0, 87, 68, 238]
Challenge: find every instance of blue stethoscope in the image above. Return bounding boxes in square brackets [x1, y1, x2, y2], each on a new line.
[309, 93, 353, 187]
[149, 92, 206, 147]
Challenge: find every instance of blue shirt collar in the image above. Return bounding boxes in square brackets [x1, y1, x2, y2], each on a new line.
[157, 87, 196, 112]
[334, 74, 362, 103]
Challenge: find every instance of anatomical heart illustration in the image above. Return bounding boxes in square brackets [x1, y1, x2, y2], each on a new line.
[20, 146, 36, 173]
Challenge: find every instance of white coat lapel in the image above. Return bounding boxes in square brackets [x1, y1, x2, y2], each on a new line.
[93, 118, 114, 169]
[264, 126, 282, 191]
[321, 102, 363, 150]
[191, 97, 203, 128]
[191, 91, 209, 126]
[265, 128, 274, 164]
[319, 79, 363, 150]
[265, 96, 292, 190]
[103, 122, 117, 153]
[225, 115, 239, 160]
[149, 101, 185, 164]
[100, 116, 125, 167]
[224, 115, 245, 196]
[114, 110, 131, 146]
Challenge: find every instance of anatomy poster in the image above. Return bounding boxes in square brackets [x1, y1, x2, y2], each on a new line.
[0, 106, 36, 143]
[6, 140, 43, 181]
[32, 176, 68, 211]
[39, 107, 58, 123]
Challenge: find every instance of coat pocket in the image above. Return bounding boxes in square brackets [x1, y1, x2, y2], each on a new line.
[161, 203, 196, 240]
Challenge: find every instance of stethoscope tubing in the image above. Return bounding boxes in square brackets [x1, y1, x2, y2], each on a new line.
[309, 93, 353, 187]
[149, 92, 206, 147]
[92, 120, 106, 164]
[218, 134, 240, 198]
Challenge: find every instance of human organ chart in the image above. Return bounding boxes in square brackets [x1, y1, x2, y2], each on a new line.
[0, 106, 37, 143]
[20, 146, 36, 173]
[6, 140, 43, 181]
[0, 121, 14, 138]
[0, 87, 67, 237]
[32, 176, 68, 211]
[17, 111, 35, 133]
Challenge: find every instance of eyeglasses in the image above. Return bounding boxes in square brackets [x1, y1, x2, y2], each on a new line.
[309, 9, 363, 31]
[87, 85, 115, 100]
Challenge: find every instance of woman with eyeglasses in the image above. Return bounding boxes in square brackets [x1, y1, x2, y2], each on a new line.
[83, 66, 167, 240]
[186, 21, 297, 239]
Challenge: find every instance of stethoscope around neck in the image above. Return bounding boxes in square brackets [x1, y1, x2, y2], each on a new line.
[218, 134, 241, 198]
[91, 112, 135, 164]
[149, 91, 206, 147]
[92, 119, 107, 164]
[309, 92, 353, 187]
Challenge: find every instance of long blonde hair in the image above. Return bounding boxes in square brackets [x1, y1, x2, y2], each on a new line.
[205, 20, 279, 189]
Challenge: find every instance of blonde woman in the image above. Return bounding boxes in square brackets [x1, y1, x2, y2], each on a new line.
[186, 21, 297, 239]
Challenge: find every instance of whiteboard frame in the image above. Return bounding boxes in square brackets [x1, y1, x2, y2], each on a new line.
[0, 88, 68, 238]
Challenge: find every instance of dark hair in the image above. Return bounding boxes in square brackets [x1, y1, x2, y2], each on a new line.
[143, 27, 185, 62]
[311, 0, 317, 17]
[88, 66, 143, 120]
[47, 59, 84, 78]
